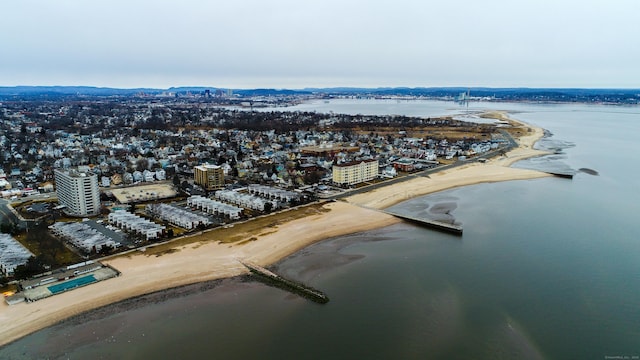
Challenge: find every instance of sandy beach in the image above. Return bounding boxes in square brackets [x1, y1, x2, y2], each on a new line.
[0, 114, 551, 347]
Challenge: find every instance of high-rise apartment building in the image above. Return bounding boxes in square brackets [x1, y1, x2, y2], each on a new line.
[54, 169, 101, 217]
[194, 164, 225, 191]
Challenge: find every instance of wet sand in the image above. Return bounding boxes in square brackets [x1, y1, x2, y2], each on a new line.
[0, 114, 551, 347]
[0, 201, 399, 347]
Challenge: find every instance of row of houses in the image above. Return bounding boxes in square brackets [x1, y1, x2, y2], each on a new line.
[0, 233, 34, 276]
[187, 196, 242, 220]
[108, 210, 165, 240]
[49, 221, 121, 253]
[247, 184, 301, 202]
[102, 168, 166, 187]
[214, 190, 278, 212]
[145, 203, 213, 230]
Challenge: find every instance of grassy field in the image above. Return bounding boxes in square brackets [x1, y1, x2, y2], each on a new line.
[15, 231, 83, 266]
[128, 202, 331, 257]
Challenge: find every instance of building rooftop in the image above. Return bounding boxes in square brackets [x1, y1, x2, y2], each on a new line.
[334, 159, 378, 167]
[49, 221, 121, 253]
[55, 168, 95, 178]
[0, 233, 34, 275]
[195, 163, 221, 170]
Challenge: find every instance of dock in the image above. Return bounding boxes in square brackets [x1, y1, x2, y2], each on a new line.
[546, 171, 574, 179]
[241, 261, 329, 304]
[384, 211, 463, 235]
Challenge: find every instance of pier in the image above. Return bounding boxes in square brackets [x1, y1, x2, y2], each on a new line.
[384, 211, 463, 235]
[545, 171, 574, 179]
[241, 261, 329, 304]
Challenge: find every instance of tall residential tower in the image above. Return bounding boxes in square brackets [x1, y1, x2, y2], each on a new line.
[194, 164, 225, 191]
[54, 168, 101, 217]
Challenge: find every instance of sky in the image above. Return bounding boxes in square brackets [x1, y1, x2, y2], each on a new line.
[1, 0, 638, 89]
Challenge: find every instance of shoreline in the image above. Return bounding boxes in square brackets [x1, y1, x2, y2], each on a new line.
[0, 113, 551, 347]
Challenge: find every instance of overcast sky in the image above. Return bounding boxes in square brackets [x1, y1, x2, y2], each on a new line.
[2, 0, 638, 89]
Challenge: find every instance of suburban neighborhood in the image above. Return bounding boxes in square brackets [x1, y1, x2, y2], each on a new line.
[0, 92, 513, 300]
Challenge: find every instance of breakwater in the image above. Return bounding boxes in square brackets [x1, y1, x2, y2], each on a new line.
[241, 261, 329, 304]
[384, 211, 463, 235]
[546, 171, 574, 179]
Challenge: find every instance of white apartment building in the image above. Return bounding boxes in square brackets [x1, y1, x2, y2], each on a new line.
[54, 168, 101, 217]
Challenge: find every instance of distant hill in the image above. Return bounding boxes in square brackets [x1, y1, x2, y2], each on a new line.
[0, 86, 160, 96]
[0, 86, 311, 97]
[0, 86, 637, 103]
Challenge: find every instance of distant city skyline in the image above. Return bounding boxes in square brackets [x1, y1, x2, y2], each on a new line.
[2, 0, 638, 89]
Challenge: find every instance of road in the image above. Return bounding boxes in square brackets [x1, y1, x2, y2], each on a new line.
[0, 198, 20, 226]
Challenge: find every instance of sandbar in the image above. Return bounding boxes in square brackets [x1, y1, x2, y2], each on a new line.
[0, 113, 551, 347]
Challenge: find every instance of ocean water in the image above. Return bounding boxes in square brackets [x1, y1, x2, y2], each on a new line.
[2, 101, 639, 359]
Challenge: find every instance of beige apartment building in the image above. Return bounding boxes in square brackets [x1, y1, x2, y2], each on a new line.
[332, 159, 379, 186]
[194, 164, 225, 190]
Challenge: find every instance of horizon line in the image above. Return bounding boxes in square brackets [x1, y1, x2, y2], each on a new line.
[1, 85, 639, 91]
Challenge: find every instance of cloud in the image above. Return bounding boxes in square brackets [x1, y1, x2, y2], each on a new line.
[1, 0, 638, 88]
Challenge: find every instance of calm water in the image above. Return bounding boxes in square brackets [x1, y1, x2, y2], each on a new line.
[2, 101, 640, 359]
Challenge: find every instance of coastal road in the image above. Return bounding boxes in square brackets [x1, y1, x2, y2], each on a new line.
[0, 194, 56, 227]
[0, 198, 20, 226]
